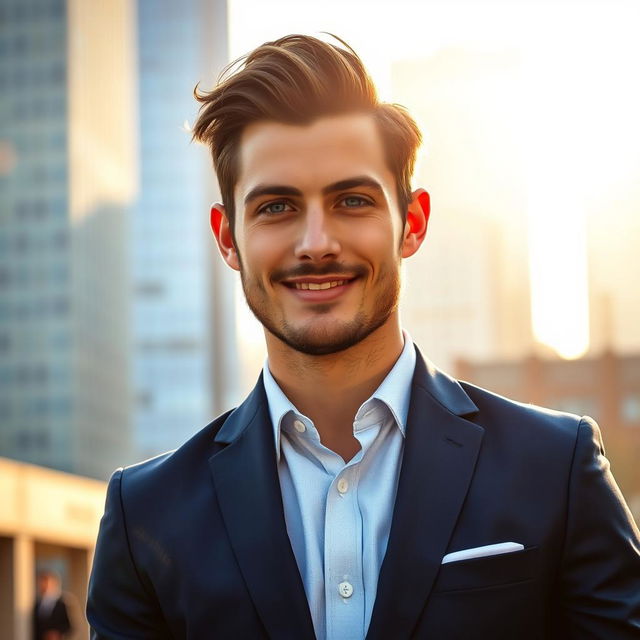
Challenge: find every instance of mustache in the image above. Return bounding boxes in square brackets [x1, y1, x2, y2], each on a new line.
[272, 262, 368, 282]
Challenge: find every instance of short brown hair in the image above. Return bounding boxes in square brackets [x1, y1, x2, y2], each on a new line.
[192, 34, 421, 229]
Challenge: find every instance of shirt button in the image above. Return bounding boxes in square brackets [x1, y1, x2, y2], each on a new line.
[338, 581, 354, 598]
[337, 478, 349, 494]
[293, 419, 306, 433]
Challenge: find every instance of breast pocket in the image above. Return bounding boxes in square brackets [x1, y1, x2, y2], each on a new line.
[432, 546, 538, 593]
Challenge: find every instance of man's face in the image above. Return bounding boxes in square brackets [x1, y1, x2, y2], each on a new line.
[223, 113, 413, 356]
[37, 573, 57, 596]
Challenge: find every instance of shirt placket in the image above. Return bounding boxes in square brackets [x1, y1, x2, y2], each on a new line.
[324, 459, 364, 640]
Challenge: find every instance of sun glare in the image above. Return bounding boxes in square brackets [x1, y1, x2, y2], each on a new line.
[527, 190, 590, 360]
[524, 42, 591, 360]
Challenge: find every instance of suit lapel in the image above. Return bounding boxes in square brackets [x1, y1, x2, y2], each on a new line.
[367, 353, 484, 640]
[209, 378, 315, 640]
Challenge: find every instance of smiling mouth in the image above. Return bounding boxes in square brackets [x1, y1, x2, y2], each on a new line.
[293, 280, 347, 290]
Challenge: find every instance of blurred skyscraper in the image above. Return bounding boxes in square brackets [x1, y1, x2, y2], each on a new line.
[133, 0, 237, 460]
[394, 49, 534, 370]
[394, 47, 640, 368]
[586, 180, 640, 356]
[0, 0, 137, 479]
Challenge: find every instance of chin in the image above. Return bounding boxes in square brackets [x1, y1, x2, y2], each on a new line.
[272, 313, 392, 356]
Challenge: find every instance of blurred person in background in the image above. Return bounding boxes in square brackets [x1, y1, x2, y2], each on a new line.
[87, 34, 640, 638]
[33, 570, 72, 640]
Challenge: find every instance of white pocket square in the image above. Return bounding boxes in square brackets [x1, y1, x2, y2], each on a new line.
[441, 542, 524, 564]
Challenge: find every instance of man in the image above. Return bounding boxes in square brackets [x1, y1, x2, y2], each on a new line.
[87, 35, 640, 639]
[34, 570, 72, 640]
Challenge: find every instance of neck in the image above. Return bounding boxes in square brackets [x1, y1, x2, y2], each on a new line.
[265, 316, 404, 460]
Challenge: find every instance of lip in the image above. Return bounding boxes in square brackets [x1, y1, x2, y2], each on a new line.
[280, 276, 357, 302]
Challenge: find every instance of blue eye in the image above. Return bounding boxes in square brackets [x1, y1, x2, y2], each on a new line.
[260, 201, 292, 215]
[342, 196, 369, 207]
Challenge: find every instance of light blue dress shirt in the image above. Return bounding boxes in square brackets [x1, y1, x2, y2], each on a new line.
[262, 335, 416, 640]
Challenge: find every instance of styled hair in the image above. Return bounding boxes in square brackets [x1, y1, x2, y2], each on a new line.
[192, 34, 422, 229]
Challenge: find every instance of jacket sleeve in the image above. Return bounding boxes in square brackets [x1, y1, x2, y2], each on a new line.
[560, 417, 640, 637]
[86, 469, 172, 639]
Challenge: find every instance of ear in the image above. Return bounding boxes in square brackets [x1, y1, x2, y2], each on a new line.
[210, 203, 240, 271]
[401, 188, 430, 258]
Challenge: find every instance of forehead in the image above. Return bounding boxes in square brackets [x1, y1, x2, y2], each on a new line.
[235, 113, 393, 200]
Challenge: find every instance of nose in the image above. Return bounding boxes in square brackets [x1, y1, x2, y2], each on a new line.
[294, 206, 341, 261]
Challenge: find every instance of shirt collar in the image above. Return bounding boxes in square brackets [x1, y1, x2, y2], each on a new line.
[262, 359, 300, 459]
[369, 331, 416, 435]
[262, 332, 416, 460]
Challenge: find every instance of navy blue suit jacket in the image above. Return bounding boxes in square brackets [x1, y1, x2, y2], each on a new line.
[87, 349, 640, 638]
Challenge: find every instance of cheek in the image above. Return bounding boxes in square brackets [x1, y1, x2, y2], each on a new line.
[242, 234, 282, 277]
[351, 221, 400, 263]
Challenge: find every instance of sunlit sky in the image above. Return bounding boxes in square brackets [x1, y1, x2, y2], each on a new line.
[227, 0, 640, 361]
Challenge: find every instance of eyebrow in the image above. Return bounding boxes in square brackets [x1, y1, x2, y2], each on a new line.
[322, 176, 385, 196]
[244, 185, 302, 205]
[243, 175, 385, 206]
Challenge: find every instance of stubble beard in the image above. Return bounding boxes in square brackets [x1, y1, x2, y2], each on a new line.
[239, 265, 401, 356]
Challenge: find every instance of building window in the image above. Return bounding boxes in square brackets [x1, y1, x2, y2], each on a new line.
[50, 296, 69, 317]
[52, 229, 68, 249]
[551, 396, 599, 419]
[135, 280, 165, 297]
[622, 394, 640, 425]
[135, 390, 153, 409]
[16, 429, 51, 451]
[0, 401, 10, 419]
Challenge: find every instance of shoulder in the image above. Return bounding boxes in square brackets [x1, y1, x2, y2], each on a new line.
[113, 408, 234, 502]
[110, 376, 269, 506]
[461, 380, 582, 430]
[458, 379, 593, 458]
[413, 346, 584, 442]
[453, 382, 614, 519]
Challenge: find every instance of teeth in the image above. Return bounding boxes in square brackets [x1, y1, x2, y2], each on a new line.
[294, 280, 345, 290]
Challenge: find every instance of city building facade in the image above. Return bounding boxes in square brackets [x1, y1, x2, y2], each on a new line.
[132, 0, 237, 461]
[0, 0, 136, 480]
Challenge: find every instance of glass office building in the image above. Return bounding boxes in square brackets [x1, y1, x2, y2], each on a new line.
[0, 0, 136, 480]
[133, 0, 236, 460]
